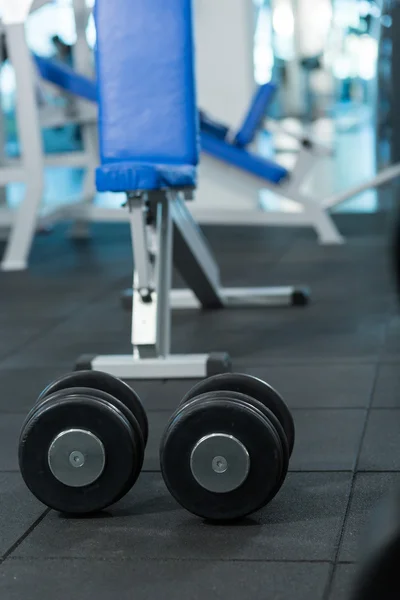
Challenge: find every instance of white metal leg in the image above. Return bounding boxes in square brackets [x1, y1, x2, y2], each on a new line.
[192, 152, 344, 244]
[292, 193, 344, 244]
[77, 192, 233, 380]
[122, 284, 309, 311]
[1, 23, 44, 271]
[170, 192, 310, 305]
[322, 163, 400, 210]
[79, 353, 230, 380]
[67, 1, 97, 239]
[68, 122, 98, 239]
[81, 124, 98, 202]
[121, 191, 310, 311]
[169, 286, 308, 309]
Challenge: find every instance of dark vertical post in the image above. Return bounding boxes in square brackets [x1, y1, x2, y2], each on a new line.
[391, 1, 400, 163]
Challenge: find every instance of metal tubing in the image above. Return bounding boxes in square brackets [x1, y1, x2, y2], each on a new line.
[155, 195, 173, 358]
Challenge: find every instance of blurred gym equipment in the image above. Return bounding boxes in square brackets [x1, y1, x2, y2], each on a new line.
[0, 0, 97, 270]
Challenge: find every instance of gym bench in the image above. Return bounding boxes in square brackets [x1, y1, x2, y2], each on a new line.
[76, 0, 309, 380]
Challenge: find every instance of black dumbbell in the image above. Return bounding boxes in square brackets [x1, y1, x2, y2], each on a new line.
[350, 487, 400, 600]
[160, 373, 294, 521]
[19, 371, 148, 515]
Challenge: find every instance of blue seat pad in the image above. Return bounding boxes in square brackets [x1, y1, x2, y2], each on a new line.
[96, 162, 196, 192]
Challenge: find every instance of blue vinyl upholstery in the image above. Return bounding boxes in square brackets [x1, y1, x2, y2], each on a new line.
[96, 163, 197, 193]
[201, 132, 288, 185]
[94, 0, 198, 192]
[33, 55, 97, 103]
[234, 82, 277, 148]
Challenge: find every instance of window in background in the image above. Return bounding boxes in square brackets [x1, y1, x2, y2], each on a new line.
[0, 0, 95, 108]
[26, 0, 76, 55]
[325, 0, 381, 105]
[272, 0, 295, 61]
[254, 1, 274, 84]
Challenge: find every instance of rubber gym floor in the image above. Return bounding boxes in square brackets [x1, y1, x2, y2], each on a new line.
[0, 211, 397, 599]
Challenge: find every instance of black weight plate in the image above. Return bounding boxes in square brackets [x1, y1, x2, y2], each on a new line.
[26, 386, 144, 505]
[31, 385, 145, 469]
[233, 392, 289, 508]
[181, 373, 295, 456]
[160, 393, 284, 521]
[19, 390, 140, 514]
[68, 386, 144, 501]
[38, 371, 148, 446]
[173, 389, 287, 510]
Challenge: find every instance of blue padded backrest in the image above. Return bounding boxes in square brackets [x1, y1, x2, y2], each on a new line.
[234, 82, 277, 148]
[94, 0, 199, 168]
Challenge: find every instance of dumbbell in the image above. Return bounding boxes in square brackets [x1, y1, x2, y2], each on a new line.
[350, 488, 400, 600]
[19, 371, 148, 515]
[160, 373, 294, 521]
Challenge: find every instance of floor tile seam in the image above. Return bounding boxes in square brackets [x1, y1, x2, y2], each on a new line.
[1, 556, 336, 565]
[143, 407, 381, 414]
[142, 468, 356, 474]
[353, 352, 382, 472]
[6, 468, 398, 474]
[375, 315, 395, 366]
[0, 405, 379, 418]
[0, 283, 128, 365]
[0, 509, 50, 564]
[238, 360, 380, 367]
[0, 320, 67, 365]
[235, 360, 381, 367]
[322, 562, 336, 600]
[267, 239, 313, 267]
[0, 412, 42, 417]
[4, 469, 400, 475]
[321, 356, 382, 600]
[353, 315, 391, 457]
